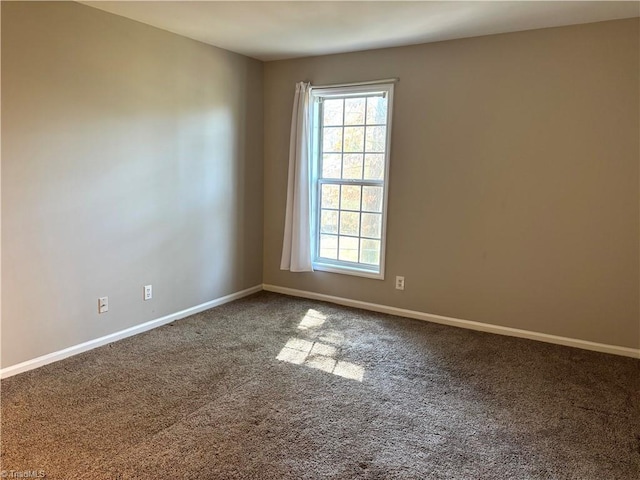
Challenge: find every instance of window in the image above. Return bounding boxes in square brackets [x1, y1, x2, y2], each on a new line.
[310, 83, 394, 279]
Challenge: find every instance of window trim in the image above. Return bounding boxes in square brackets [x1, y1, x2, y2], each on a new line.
[310, 83, 395, 280]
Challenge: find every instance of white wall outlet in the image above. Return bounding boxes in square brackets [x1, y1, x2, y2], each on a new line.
[98, 297, 108, 314]
[144, 285, 152, 301]
[395, 276, 405, 290]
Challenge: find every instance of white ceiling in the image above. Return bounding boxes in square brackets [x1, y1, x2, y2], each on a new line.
[81, 1, 640, 61]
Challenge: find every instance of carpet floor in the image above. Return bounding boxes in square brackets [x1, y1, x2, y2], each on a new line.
[1, 291, 639, 479]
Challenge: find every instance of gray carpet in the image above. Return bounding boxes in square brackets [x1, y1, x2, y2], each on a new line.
[1, 291, 639, 479]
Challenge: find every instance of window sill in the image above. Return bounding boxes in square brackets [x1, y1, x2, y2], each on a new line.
[313, 262, 384, 280]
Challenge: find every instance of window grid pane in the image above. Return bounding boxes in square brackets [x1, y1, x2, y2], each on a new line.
[320, 234, 338, 259]
[321, 209, 339, 234]
[339, 236, 359, 262]
[323, 99, 344, 126]
[322, 154, 341, 179]
[340, 185, 361, 211]
[342, 154, 363, 180]
[361, 212, 382, 239]
[360, 239, 381, 265]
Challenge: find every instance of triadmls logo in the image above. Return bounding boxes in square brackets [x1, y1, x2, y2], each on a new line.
[0, 471, 46, 478]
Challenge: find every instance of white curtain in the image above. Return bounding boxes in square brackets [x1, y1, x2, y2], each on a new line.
[280, 81, 313, 272]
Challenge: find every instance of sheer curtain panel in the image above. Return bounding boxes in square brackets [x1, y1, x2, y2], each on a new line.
[280, 82, 313, 272]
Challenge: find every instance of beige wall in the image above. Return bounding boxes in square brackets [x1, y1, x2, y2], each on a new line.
[264, 19, 640, 349]
[2, 3, 637, 370]
[1, 1, 264, 367]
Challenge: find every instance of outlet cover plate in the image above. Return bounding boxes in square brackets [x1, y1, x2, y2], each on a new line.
[98, 297, 108, 313]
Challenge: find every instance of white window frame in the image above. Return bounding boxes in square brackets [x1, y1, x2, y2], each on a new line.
[310, 83, 394, 280]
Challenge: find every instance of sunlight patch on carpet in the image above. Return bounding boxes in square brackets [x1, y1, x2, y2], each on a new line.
[276, 309, 365, 382]
[297, 309, 326, 330]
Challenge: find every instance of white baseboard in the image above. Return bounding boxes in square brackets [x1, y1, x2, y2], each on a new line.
[3, 282, 636, 379]
[0, 285, 263, 379]
[262, 284, 640, 359]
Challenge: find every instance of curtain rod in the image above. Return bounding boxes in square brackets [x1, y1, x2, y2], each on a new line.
[310, 78, 399, 89]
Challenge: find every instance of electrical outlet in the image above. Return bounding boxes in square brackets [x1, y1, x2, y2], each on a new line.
[98, 296, 108, 314]
[395, 276, 405, 290]
[144, 285, 152, 301]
